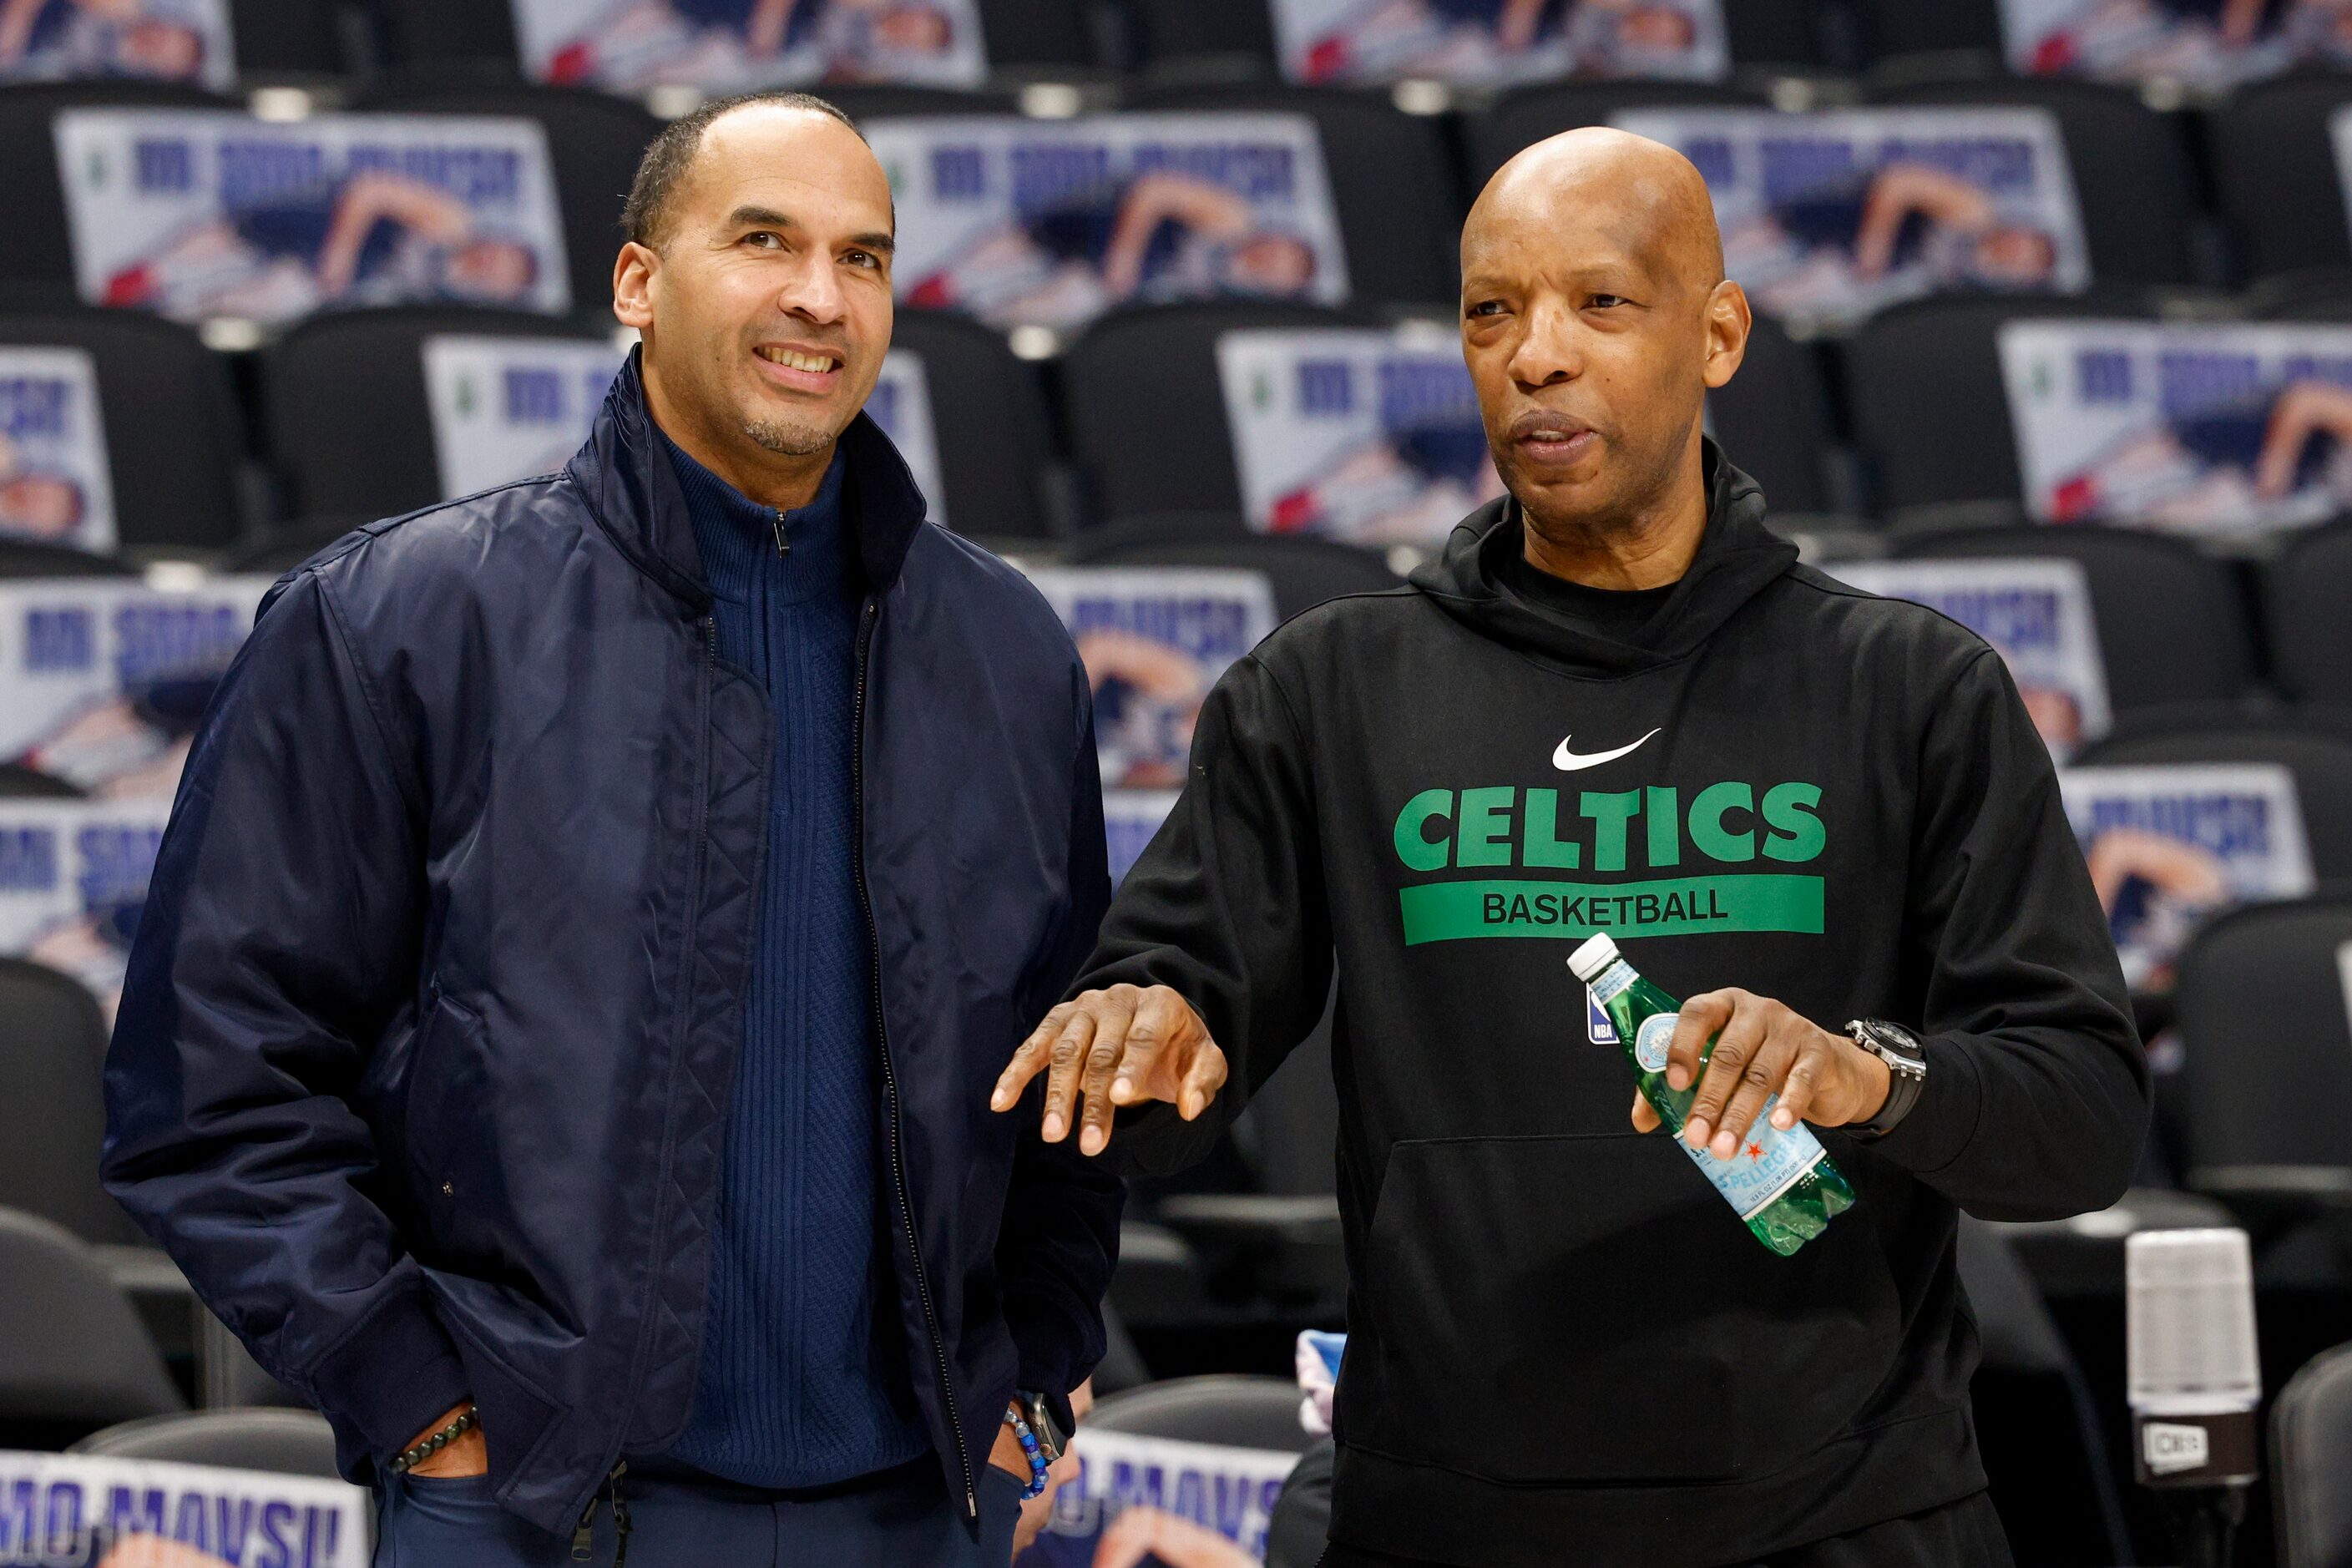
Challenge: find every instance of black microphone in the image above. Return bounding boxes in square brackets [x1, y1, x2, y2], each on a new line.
[2127, 1228, 2261, 1568]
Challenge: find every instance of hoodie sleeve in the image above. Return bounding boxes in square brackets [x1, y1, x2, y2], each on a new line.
[100, 571, 471, 1471]
[1069, 652, 1336, 1179]
[1867, 647, 2149, 1221]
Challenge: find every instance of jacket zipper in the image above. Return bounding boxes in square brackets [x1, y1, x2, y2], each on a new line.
[773, 509, 790, 559]
[850, 597, 975, 1520]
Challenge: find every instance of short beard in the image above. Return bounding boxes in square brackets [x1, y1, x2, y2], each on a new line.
[741, 417, 834, 457]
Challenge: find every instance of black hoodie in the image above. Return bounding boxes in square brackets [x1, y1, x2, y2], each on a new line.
[1075, 448, 2148, 1566]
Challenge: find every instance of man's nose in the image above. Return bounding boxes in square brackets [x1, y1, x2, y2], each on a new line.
[1508, 300, 1584, 387]
[780, 253, 847, 325]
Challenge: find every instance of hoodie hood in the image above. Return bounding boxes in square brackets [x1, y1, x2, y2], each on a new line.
[1409, 439, 1798, 678]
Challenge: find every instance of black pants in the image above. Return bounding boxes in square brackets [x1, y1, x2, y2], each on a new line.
[1316, 1489, 2016, 1568]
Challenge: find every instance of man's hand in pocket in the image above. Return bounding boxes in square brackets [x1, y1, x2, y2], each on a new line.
[402, 1403, 488, 1479]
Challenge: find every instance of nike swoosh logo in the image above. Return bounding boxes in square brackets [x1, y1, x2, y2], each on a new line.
[1553, 729, 1662, 771]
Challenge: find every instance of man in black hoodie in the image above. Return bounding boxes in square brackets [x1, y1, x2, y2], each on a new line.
[995, 129, 2147, 1566]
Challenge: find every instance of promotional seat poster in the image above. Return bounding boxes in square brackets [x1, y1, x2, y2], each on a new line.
[2000, 0, 2352, 90]
[2058, 762, 2316, 990]
[1270, 0, 1727, 87]
[1829, 557, 2112, 759]
[0, 799, 170, 1016]
[53, 109, 570, 327]
[1999, 317, 2352, 534]
[423, 334, 630, 501]
[0, 346, 116, 554]
[0, 1449, 367, 1568]
[0, 0, 235, 90]
[1610, 107, 2088, 332]
[1105, 787, 1180, 887]
[1216, 324, 1501, 548]
[509, 0, 987, 93]
[1014, 1429, 1300, 1568]
[869, 114, 1350, 333]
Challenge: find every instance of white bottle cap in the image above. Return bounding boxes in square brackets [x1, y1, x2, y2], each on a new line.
[1566, 933, 1621, 983]
[2127, 1228, 2261, 1416]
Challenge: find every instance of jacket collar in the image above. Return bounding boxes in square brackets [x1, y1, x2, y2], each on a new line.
[567, 346, 928, 611]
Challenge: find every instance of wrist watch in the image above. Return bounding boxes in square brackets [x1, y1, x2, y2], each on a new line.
[1844, 1019, 1928, 1141]
[1016, 1389, 1070, 1464]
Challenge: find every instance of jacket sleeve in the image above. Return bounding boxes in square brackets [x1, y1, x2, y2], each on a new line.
[101, 569, 471, 1470]
[994, 676, 1123, 1406]
[1070, 652, 1335, 1180]
[1869, 647, 2150, 1221]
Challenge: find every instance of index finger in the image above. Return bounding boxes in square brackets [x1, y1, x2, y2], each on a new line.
[1667, 990, 1737, 1092]
[993, 1000, 1075, 1111]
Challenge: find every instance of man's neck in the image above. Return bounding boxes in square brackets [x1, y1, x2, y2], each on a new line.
[1520, 450, 1709, 591]
[643, 365, 833, 512]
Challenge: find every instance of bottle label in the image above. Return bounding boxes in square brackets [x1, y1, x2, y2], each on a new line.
[1589, 960, 1636, 1006]
[1586, 988, 1619, 1044]
[1682, 1101, 1827, 1220]
[1633, 1013, 1674, 1070]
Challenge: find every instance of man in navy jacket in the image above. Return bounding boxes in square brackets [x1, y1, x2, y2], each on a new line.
[101, 92, 1119, 1564]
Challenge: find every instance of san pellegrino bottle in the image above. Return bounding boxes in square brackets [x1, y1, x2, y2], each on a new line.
[1567, 933, 1855, 1257]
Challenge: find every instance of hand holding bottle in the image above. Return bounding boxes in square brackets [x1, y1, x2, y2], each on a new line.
[1630, 988, 1891, 1157]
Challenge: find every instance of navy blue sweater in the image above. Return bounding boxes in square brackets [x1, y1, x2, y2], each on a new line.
[654, 433, 928, 1487]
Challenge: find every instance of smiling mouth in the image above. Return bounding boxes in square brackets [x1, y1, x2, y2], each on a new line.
[755, 346, 842, 374]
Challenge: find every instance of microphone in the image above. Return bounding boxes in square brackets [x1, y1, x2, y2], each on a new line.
[2127, 1228, 2261, 1568]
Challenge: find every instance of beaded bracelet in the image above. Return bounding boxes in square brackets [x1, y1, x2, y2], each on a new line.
[1001, 1407, 1051, 1500]
[388, 1405, 479, 1474]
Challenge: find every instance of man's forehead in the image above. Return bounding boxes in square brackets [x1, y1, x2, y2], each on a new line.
[1463, 190, 1669, 281]
[683, 109, 893, 225]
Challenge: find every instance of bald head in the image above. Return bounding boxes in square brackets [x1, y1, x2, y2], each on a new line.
[1455, 126, 1749, 573]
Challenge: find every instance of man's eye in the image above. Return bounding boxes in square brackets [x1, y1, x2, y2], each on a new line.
[1466, 300, 1505, 318]
[844, 250, 879, 269]
[1590, 294, 1627, 309]
[744, 231, 783, 249]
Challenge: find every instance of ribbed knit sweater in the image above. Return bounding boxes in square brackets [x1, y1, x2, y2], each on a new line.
[654, 432, 928, 1488]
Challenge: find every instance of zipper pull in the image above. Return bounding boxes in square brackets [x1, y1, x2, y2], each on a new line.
[965, 1483, 977, 1519]
[773, 509, 790, 559]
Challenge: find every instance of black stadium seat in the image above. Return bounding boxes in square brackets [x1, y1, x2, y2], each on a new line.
[1127, 84, 1459, 307]
[888, 309, 1056, 539]
[0, 81, 230, 297]
[1866, 76, 2201, 290]
[2268, 522, 2352, 710]
[1842, 291, 2156, 515]
[1889, 526, 2258, 715]
[0, 960, 145, 1250]
[1712, 313, 1835, 514]
[262, 306, 610, 523]
[0, 307, 247, 553]
[0, 1207, 184, 1449]
[1464, 80, 1768, 193]
[2273, 1341, 2352, 1568]
[350, 75, 660, 315]
[1851, 0, 2006, 65]
[1128, 0, 1277, 78]
[1066, 523, 1401, 623]
[2076, 711, 2352, 880]
[223, 0, 344, 78]
[1087, 1374, 1313, 1454]
[0, 541, 133, 579]
[2207, 77, 2352, 285]
[72, 1409, 343, 1480]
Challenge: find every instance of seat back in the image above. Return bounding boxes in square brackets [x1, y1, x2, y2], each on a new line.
[1087, 1374, 1313, 1454]
[0, 1206, 184, 1444]
[1852, 0, 2006, 63]
[2173, 896, 2352, 1173]
[0, 82, 230, 295]
[1713, 314, 1834, 515]
[888, 308, 1055, 539]
[2269, 523, 2352, 709]
[0, 959, 144, 1247]
[2274, 1341, 2352, 1568]
[1065, 524, 1400, 624]
[2079, 716, 2352, 880]
[71, 1409, 342, 1480]
[2208, 78, 2352, 284]
[1129, 0, 1277, 76]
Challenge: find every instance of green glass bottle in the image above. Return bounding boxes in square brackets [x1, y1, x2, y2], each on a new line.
[1567, 933, 1855, 1257]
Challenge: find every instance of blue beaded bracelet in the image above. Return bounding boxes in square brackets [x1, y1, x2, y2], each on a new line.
[1002, 1407, 1051, 1500]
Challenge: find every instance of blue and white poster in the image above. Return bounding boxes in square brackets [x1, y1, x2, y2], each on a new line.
[0, 1449, 367, 1567]
[0, 346, 116, 554]
[866, 348, 947, 528]
[0, 576, 271, 799]
[2000, 0, 2352, 89]
[1610, 106, 2088, 331]
[1217, 324, 1500, 548]
[0, 800, 170, 1015]
[2000, 318, 2352, 534]
[872, 114, 1350, 333]
[1014, 1429, 1299, 1568]
[1105, 788, 1179, 887]
[1272, 0, 1726, 85]
[423, 334, 628, 500]
[53, 109, 570, 326]
[512, 0, 987, 91]
[1021, 566, 1277, 791]
[0, 0, 235, 90]
[2060, 762, 2315, 990]
[1831, 558, 2112, 759]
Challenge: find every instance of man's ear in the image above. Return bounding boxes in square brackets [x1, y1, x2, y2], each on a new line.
[1701, 279, 1751, 392]
[612, 240, 658, 331]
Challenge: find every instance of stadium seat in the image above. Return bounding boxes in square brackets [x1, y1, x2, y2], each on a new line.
[261, 305, 610, 523]
[1843, 291, 2157, 515]
[1866, 77, 2202, 290]
[1722, 2, 1843, 70]
[1125, 84, 1459, 307]
[1464, 80, 1768, 193]
[0, 1206, 184, 1448]
[2273, 1340, 2352, 1568]
[2172, 896, 2352, 1219]
[1712, 313, 1836, 514]
[0, 307, 248, 553]
[2207, 77, 2352, 285]
[888, 307, 1056, 539]
[2076, 710, 2352, 879]
[0, 539, 135, 578]
[0, 959, 146, 1250]
[1850, 0, 2006, 67]
[1086, 1373, 1313, 1454]
[2269, 521, 2352, 710]
[1060, 299, 1380, 523]
[0, 81, 231, 296]
[350, 75, 660, 316]
[0, 763, 82, 797]
[223, 0, 345, 78]
[71, 1409, 342, 1480]
[1127, 0, 1277, 79]
[1887, 525, 2258, 714]
[1065, 523, 1401, 623]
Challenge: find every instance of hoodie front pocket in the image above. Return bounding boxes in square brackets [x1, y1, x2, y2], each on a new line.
[1344, 1133, 1894, 1486]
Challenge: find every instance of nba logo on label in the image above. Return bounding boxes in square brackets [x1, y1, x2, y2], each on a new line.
[1586, 987, 1616, 1044]
[2143, 1422, 2209, 1476]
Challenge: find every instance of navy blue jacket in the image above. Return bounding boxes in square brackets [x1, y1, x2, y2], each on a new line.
[100, 352, 1122, 1535]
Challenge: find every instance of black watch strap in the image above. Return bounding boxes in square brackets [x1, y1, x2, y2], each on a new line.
[1845, 1019, 1927, 1141]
